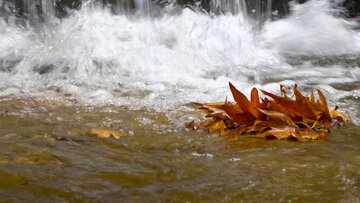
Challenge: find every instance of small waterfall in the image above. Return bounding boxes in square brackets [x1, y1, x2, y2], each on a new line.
[113, 0, 152, 16]
[247, 0, 273, 28]
[134, 0, 152, 16]
[22, 0, 56, 26]
[114, 0, 133, 14]
[0, 0, 14, 22]
[266, 0, 272, 20]
[209, 0, 247, 15]
[134, 0, 144, 11]
[41, 0, 56, 24]
[23, 0, 39, 25]
[7, 0, 274, 27]
[207, 0, 272, 28]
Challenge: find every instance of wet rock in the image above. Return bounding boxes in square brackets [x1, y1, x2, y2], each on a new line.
[343, 0, 360, 18]
[33, 64, 54, 75]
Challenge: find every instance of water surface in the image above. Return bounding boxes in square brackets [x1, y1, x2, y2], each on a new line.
[0, 0, 359, 201]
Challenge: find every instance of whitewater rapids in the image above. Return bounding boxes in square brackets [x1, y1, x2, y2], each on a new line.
[0, 0, 359, 121]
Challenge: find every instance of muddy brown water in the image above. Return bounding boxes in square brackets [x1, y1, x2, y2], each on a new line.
[0, 97, 359, 202]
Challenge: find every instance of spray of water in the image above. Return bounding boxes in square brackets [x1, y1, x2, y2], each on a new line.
[263, 0, 360, 56]
[0, 0, 359, 121]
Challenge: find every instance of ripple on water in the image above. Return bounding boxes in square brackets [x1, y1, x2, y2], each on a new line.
[0, 98, 358, 201]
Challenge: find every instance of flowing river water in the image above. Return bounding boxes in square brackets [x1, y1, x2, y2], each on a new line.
[0, 0, 360, 201]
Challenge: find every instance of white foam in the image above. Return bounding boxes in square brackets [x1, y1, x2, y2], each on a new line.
[0, 0, 359, 119]
[263, 0, 360, 56]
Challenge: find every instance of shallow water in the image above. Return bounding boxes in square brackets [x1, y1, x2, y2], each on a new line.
[0, 0, 360, 201]
[0, 98, 359, 201]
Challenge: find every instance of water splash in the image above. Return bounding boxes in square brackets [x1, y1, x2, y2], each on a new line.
[0, 0, 359, 121]
[263, 0, 360, 56]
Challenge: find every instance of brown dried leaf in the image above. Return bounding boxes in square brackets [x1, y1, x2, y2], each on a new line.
[295, 128, 324, 140]
[293, 86, 318, 120]
[188, 83, 347, 141]
[193, 102, 229, 120]
[280, 84, 288, 97]
[257, 108, 296, 127]
[313, 90, 332, 126]
[317, 89, 330, 115]
[253, 125, 296, 140]
[229, 82, 259, 119]
[310, 90, 315, 104]
[260, 89, 299, 118]
[331, 108, 348, 122]
[222, 104, 255, 127]
[208, 119, 226, 133]
[251, 88, 260, 108]
[248, 120, 278, 133]
[186, 120, 199, 130]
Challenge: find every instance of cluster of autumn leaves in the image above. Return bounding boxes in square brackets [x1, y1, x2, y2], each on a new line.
[187, 83, 347, 141]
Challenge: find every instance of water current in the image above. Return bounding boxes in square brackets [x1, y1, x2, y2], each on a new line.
[0, 0, 359, 114]
[0, 0, 359, 201]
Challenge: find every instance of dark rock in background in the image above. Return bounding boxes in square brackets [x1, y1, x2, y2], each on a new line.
[343, 0, 360, 17]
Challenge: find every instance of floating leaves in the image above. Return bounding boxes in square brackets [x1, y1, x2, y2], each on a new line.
[187, 83, 347, 141]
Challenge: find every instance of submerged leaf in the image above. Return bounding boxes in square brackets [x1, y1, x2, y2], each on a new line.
[89, 129, 123, 139]
[193, 102, 230, 120]
[253, 125, 296, 140]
